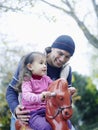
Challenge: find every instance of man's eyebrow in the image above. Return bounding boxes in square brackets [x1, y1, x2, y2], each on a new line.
[59, 52, 71, 57]
[58, 51, 66, 55]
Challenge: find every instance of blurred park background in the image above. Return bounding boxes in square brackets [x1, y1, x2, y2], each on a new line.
[0, 0, 98, 130]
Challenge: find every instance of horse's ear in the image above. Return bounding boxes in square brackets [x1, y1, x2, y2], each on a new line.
[68, 88, 71, 95]
[68, 87, 76, 96]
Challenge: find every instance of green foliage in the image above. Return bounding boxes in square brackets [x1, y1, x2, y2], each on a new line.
[72, 72, 98, 126]
[0, 93, 11, 130]
[79, 122, 98, 130]
[0, 42, 26, 129]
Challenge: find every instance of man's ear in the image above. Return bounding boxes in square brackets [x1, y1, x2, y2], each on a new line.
[27, 63, 32, 71]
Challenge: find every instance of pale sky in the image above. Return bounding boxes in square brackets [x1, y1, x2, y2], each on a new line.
[0, 1, 93, 76]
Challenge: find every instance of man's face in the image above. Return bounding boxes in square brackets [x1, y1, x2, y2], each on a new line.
[48, 48, 71, 68]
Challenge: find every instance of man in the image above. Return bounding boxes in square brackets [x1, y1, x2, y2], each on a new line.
[6, 35, 75, 130]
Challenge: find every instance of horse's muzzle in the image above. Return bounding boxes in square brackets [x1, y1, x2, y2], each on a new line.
[61, 106, 73, 120]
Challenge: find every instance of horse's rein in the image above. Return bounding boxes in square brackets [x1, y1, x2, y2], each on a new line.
[47, 92, 72, 119]
[46, 105, 72, 119]
[48, 92, 72, 119]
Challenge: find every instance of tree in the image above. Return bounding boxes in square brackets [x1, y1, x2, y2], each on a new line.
[0, 0, 98, 48]
[0, 92, 11, 130]
[40, 0, 98, 49]
[0, 41, 24, 128]
[0, 0, 35, 12]
[72, 72, 98, 124]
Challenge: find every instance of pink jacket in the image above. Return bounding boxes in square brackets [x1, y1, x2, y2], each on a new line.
[21, 75, 52, 111]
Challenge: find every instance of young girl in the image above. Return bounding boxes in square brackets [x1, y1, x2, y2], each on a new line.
[15, 51, 53, 130]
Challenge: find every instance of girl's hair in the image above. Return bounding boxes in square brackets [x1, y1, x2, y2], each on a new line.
[15, 52, 46, 92]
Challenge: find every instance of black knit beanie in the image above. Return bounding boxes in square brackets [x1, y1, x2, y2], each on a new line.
[51, 35, 75, 56]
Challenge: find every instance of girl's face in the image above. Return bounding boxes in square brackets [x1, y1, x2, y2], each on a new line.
[27, 55, 47, 76]
[47, 48, 71, 68]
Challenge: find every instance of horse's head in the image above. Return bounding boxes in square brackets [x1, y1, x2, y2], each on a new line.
[46, 78, 73, 121]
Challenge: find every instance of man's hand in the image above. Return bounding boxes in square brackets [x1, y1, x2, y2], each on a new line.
[15, 105, 30, 124]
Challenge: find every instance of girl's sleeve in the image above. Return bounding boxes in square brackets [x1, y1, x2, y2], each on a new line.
[22, 81, 42, 103]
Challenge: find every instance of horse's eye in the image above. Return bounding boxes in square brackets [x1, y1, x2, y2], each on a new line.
[59, 96, 63, 100]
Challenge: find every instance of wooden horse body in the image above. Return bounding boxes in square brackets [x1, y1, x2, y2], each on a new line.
[46, 78, 73, 130]
[15, 120, 32, 130]
[15, 78, 73, 130]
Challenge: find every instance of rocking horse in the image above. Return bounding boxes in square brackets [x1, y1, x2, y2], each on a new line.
[15, 78, 73, 130]
[46, 78, 73, 130]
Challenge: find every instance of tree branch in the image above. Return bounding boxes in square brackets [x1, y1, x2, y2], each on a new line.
[40, 0, 98, 48]
[92, 0, 98, 18]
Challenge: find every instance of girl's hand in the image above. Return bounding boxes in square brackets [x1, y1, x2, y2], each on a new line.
[41, 91, 51, 101]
